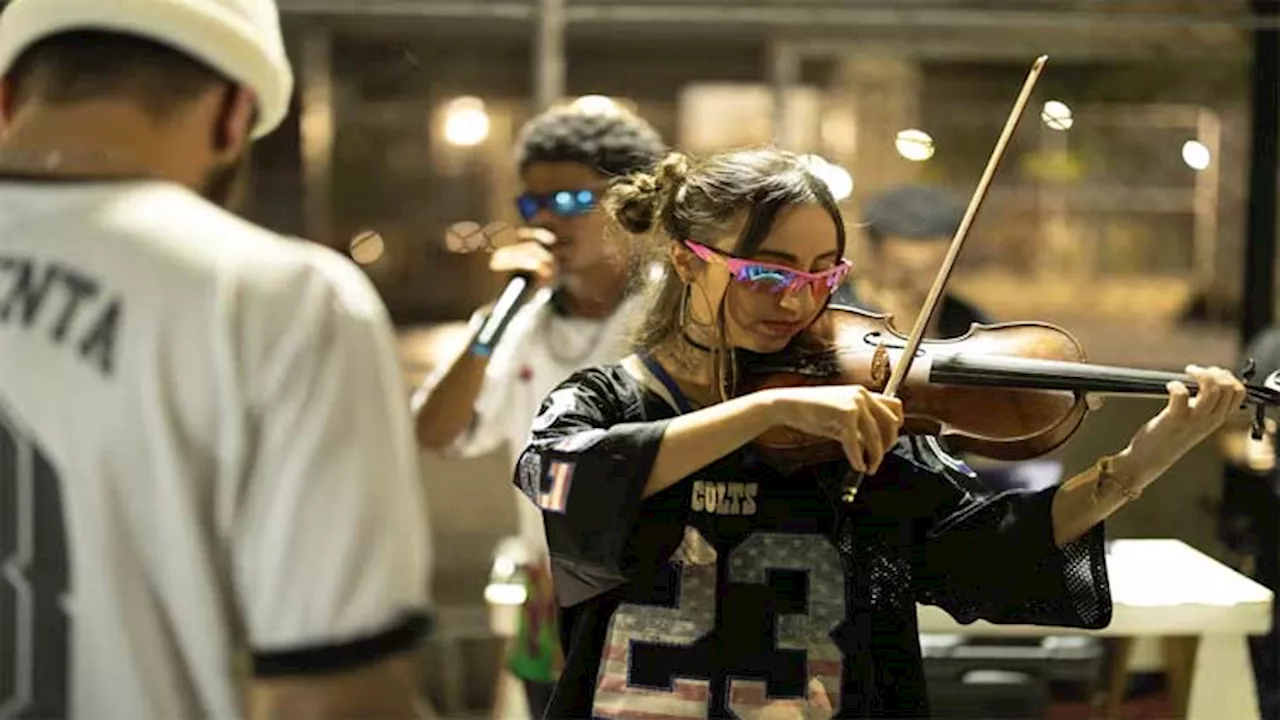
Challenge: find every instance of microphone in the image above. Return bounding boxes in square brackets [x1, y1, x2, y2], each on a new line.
[469, 271, 537, 358]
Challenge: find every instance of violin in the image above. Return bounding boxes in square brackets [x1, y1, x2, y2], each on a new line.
[741, 55, 1280, 502]
[740, 304, 1280, 467]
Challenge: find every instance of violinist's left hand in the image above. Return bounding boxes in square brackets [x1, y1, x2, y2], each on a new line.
[1113, 365, 1246, 488]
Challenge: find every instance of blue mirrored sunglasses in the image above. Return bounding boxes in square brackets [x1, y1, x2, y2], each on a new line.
[516, 189, 598, 222]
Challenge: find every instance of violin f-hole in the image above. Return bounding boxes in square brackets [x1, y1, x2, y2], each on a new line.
[863, 331, 926, 358]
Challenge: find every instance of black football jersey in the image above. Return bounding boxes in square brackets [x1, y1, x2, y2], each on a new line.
[514, 364, 1111, 719]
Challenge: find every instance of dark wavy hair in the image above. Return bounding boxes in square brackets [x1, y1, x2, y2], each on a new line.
[514, 107, 667, 179]
[603, 146, 846, 399]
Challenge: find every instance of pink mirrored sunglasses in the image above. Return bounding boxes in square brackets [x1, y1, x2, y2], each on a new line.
[682, 240, 851, 296]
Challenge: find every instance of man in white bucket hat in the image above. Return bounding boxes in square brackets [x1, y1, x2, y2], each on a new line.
[0, 1, 433, 718]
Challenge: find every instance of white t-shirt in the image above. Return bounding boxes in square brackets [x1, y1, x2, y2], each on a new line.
[0, 179, 431, 719]
[414, 286, 643, 557]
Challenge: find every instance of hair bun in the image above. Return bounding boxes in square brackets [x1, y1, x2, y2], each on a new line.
[653, 152, 692, 189]
[603, 171, 661, 235]
[603, 151, 694, 236]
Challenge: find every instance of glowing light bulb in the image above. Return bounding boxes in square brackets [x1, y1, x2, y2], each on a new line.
[799, 154, 854, 201]
[443, 96, 490, 146]
[348, 229, 385, 265]
[571, 95, 620, 116]
[1182, 140, 1211, 171]
[895, 129, 935, 162]
[1041, 100, 1074, 131]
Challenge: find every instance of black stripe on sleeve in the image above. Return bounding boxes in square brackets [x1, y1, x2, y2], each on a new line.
[251, 611, 433, 678]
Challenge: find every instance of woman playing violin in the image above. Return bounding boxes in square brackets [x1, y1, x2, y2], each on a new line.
[514, 146, 1244, 719]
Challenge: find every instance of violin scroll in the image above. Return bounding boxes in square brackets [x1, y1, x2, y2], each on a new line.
[1241, 358, 1280, 440]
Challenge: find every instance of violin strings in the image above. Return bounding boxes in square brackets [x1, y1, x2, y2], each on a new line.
[930, 357, 1180, 396]
[827, 341, 1275, 405]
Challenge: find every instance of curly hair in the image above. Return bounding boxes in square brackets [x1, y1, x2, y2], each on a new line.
[514, 107, 667, 179]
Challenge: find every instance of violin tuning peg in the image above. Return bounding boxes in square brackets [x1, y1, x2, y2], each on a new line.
[1241, 358, 1258, 383]
[1254, 403, 1268, 441]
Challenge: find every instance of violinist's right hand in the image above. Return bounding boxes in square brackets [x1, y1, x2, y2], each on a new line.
[488, 229, 556, 284]
[765, 385, 904, 474]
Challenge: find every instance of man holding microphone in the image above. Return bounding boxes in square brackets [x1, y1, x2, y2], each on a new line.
[413, 104, 665, 717]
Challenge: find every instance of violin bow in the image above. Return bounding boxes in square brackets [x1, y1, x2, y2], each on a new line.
[842, 55, 1050, 503]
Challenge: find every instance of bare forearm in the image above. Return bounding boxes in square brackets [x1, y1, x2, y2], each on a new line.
[413, 350, 488, 449]
[1050, 449, 1148, 547]
[1052, 366, 1246, 546]
[644, 393, 775, 498]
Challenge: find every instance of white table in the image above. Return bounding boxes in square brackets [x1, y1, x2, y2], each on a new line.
[917, 538, 1274, 720]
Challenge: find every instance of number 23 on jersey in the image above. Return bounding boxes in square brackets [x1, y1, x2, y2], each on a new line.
[593, 527, 847, 719]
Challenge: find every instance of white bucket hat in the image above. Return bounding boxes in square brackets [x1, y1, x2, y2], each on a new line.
[0, 0, 294, 139]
